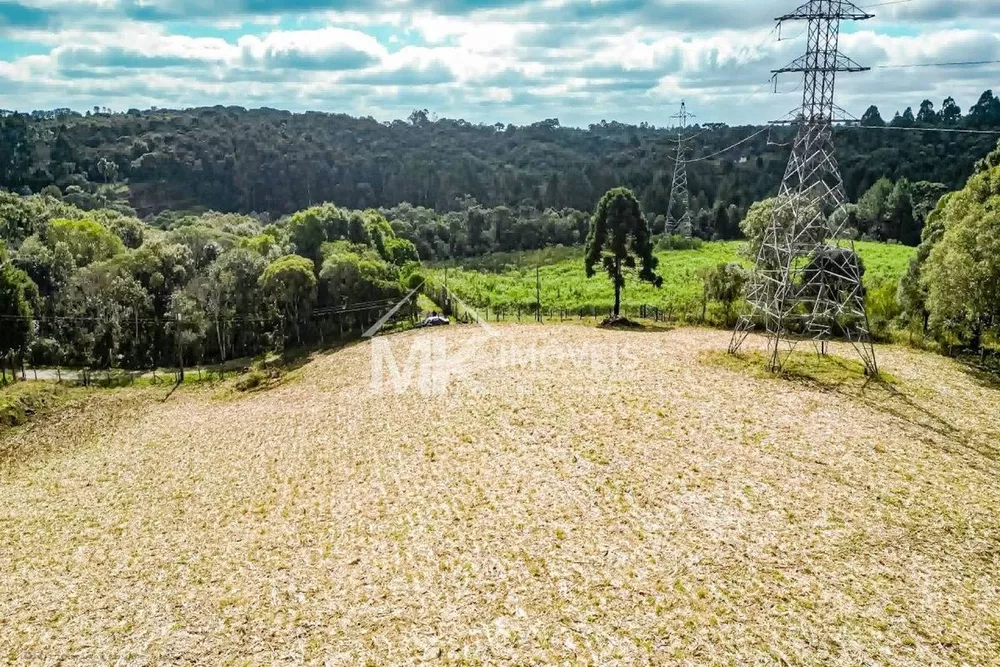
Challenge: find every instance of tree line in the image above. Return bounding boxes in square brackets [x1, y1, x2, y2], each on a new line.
[0, 195, 424, 381]
[897, 142, 1000, 354]
[376, 170, 947, 262]
[1, 109, 998, 379]
[0, 90, 997, 223]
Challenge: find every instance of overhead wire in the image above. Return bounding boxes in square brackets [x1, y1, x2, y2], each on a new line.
[658, 0, 995, 165]
[863, 0, 916, 8]
[836, 124, 1000, 136]
[766, 125, 791, 147]
[681, 127, 772, 163]
[874, 59, 1000, 70]
[0, 297, 411, 324]
[679, 127, 712, 143]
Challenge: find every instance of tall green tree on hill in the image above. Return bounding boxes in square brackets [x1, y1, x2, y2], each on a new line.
[584, 188, 662, 318]
[860, 105, 886, 127]
[941, 97, 962, 124]
[922, 150, 1000, 352]
[260, 254, 317, 346]
[0, 240, 36, 381]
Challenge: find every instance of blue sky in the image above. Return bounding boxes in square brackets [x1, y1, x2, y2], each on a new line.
[0, 0, 996, 127]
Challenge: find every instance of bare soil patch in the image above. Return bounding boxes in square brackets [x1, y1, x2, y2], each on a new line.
[1, 325, 998, 664]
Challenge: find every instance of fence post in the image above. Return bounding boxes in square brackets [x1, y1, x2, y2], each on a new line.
[535, 267, 541, 323]
[176, 313, 185, 383]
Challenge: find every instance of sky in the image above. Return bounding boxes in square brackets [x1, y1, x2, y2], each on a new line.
[0, 0, 997, 127]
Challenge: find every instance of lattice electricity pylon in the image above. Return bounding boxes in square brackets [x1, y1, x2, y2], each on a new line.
[665, 101, 695, 238]
[729, 0, 879, 376]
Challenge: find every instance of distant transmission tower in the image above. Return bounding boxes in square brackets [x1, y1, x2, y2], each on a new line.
[729, 0, 879, 375]
[665, 101, 695, 238]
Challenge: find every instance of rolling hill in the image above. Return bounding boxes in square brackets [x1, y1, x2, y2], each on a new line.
[2, 324, 998, 664]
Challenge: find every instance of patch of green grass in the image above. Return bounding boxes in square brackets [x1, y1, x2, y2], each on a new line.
[416, 293, 439, 313]
[430, 241, 916, 324]
[702, 349, 899, 389]
[0, 383, 71, 428]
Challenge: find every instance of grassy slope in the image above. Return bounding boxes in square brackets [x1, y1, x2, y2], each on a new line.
[431, 241, 915, 315]
[0, 383, 69, 427]
[0, 325, 997, 664]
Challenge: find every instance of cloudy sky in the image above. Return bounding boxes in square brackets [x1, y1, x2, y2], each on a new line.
[0, 0, 996, 127]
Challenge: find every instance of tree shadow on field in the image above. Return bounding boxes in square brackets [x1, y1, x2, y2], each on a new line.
[876, 391, 1000, 474]
[595, 320, 676, 334]
[705, 349, 1000, 475]
[955, 356, 1000, 391]
[161, 380, 182, 402]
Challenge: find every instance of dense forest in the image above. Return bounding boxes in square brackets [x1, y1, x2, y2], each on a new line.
[0, 195, 423, 378]
[1, 92, 999, 378]
[2, 139, 998, 378]
[1, 90, 999, 223]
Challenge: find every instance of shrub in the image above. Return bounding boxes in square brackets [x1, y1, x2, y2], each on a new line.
[405, 271, 426, 291]
[40, 185, 63, 200]
[866, 280, 903, 341]
[702, 262, 749, 326]
[0, 384, 65, 428]
[657, 234, 704, 251]
[234, 370, 266, 392]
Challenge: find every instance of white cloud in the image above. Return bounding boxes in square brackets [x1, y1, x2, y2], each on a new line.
[0, 0, 996, 126]
[237, 27, 386, 70]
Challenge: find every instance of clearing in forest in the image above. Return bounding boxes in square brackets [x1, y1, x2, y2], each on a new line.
[428, 241, 915, 315]
[1, 325, 998, 665]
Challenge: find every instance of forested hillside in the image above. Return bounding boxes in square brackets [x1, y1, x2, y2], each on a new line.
[1, 90, 998, 220]
[1, 98, 999, 377]
[0, 195, 422, 378]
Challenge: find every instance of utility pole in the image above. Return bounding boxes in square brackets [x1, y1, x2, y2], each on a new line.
[665, 100, 695, 238]
[176, 312, 184, 383]
[730, 0, 878, 376]
[535, 266, 542, 323]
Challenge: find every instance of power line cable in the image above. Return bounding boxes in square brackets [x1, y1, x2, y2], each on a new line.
[837, 124, 1000, 136]
[681, 127, 771, 163]
[874, 59, 1000, 70]
[863, 0, 915, 8]
[0, 297, 411, 323]
[679, 127, 712, 143]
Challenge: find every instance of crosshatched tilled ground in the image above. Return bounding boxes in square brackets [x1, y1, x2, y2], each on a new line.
[1, 325, 999, 665]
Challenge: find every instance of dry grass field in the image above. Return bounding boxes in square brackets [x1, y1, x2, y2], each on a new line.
[1, 324, 999, 665]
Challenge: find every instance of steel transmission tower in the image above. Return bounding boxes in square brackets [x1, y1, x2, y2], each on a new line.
[729, 0, 879, 375]
[665, 101, 695, 238]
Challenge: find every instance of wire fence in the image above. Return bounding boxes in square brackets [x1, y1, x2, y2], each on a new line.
[2, 294, 425, 387]
[2, 279, 748, 387]
[422, 277, 716, 327]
